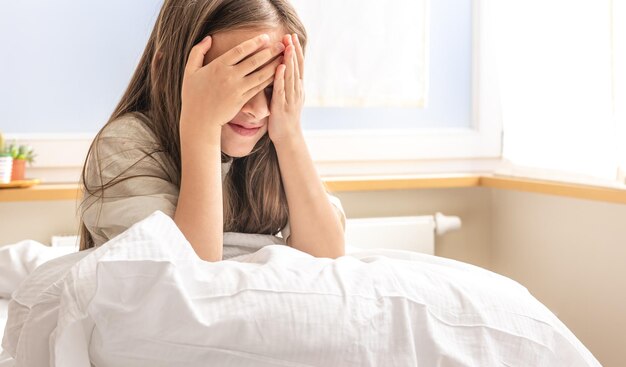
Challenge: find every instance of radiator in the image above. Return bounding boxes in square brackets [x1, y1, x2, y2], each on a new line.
[344, 212, 462, 255]
[52, 213, 462, 256]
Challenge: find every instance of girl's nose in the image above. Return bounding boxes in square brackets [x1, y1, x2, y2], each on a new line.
[240, 89, 270, 122]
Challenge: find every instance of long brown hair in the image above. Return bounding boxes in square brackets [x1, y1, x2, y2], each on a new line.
[78, 0, 307, 250]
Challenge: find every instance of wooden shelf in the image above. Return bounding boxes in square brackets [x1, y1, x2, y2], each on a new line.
[480, 175, 626, 205]
[323, 174, 482, 192]
[0, 184, 81, 202]
[1, 174, 625, 205]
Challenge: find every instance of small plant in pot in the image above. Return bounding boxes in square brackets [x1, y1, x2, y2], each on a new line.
[0, 132, 13, 184]
[6, 142, 36, 181]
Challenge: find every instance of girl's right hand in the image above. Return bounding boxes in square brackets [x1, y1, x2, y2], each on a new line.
[180, 34, 285, 140]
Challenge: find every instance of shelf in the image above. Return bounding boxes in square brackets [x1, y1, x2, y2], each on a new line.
[0, 184, 82, 202]
[480, 175, 626, 205]
[1, 174, 625, 205]
[323, 174, 482, 192]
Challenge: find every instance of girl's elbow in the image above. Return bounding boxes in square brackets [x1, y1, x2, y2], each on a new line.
[191, 240, 224, 262]
[200, 253, 223, 262]
[326, 233, 346, 259]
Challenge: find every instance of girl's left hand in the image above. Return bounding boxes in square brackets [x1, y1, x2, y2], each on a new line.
[268, 34, 305, 144]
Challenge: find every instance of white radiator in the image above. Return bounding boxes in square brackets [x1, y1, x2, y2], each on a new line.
[52, 213, 462, 256]
[344, 212, 462, 255]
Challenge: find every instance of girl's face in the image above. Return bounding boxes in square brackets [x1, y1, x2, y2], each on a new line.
[204, 27, 286, 158]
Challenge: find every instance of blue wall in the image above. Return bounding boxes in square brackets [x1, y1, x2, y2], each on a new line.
[0, 0, 472, 133]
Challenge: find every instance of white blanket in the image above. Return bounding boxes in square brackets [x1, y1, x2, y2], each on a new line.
[0, 240, 75, 299]
[6, 211, 600, 366]
[0, 299, 11, 367]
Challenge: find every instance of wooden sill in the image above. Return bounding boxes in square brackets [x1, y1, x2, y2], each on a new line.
[1, 174, 625, 205]
[0, 184, 82, 203]
[479, 175, 626, 205]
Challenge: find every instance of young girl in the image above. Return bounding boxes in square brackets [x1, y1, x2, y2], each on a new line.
[78, 0, 346, 261]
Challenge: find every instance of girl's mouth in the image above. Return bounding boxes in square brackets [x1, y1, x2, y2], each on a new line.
[227, 123, 261, 137]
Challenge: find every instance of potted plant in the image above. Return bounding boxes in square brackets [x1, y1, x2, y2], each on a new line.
[0, 132, 13, 184]
[6, 142, 36, 181]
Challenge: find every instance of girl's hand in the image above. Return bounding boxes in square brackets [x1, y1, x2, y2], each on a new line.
[268, 34, 305, 145]
[180, 34, 285, 141]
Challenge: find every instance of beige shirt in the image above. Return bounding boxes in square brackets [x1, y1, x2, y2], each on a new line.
[80, 113, 346, 259]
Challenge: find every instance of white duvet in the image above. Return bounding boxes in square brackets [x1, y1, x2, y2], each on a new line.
[4, 211, 600, 366]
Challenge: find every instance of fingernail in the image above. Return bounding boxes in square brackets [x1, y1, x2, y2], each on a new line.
[261, 34, 270, 42]
[276, 43, 285, 51]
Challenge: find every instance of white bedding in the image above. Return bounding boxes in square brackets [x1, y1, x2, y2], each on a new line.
[0, 240, 75, 367]
[0, 240, 75, 299]
[0, 299, 13, 367]
[2, 211, 600, 366]
[0, 299, 7, 331]
[0, 299, 8, 345]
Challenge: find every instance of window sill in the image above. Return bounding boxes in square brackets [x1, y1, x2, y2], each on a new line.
[325, 174, 626, 204]
[2, 174, 625, 205]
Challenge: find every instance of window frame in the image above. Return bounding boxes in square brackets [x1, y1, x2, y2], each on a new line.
[305, 0, 502, 175]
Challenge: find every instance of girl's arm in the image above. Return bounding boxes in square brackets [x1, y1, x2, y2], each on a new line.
[175, 34, 283, 261]
[274, 134, 346, 258]
[269, 34, 345, 258]
[175, 123, 224, 261]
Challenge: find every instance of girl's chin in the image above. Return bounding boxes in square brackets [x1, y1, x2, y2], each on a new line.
[221, 145, 254, 158]
[221, 130, 267, 158]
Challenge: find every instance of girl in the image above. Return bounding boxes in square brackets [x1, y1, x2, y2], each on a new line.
[78, 0, 346, 261]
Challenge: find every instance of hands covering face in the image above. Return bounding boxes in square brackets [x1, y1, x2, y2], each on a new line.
[180, 31, 305, 146]
[267, 33, 305, 144]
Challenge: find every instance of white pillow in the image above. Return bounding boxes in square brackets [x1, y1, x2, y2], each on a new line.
[1, 248, 92, 366]
[0, 240, 76, 299]
[51, 211, 601, 367]
[4, 211, 600, 367]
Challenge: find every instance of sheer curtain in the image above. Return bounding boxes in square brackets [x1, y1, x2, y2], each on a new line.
[615, 0, 626, 183]
[491, 0, 624, 187]
[289, 0, 429, 107]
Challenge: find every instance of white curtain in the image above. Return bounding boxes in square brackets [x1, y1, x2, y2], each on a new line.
[290, 0, 429, 107]
[615, 0, 626, 183]
[492, 0, 624, 186]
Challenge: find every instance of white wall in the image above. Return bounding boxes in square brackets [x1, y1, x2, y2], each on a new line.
[0, 201, 80, 245]
[490, 189, 626, 367]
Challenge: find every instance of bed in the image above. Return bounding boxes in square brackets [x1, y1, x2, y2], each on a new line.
[0, 240, 76, 367]
[0, 211, 601, 366]
[0, 299, 12, 366]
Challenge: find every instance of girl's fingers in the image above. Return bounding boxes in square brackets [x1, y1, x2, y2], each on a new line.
[242, 56, 282, 93]
[285, 44, 295, 102]
[293, 34, 305, 79]
[185, 36, 212, 73]
[291, 37, 301, 84]
[243, 74, 275, 101]
[273, 64, 286, 101]
[282, 34, 291, 49]
[236, 42, 285, 76]
[218, 33, 270, 66]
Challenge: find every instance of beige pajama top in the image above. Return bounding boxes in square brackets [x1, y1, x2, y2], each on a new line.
[79, 113, 346, 259]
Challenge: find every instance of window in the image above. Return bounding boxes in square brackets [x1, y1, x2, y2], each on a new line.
[615, 0, 626, 183]
[298, 0, 502, 172]
[298, 0, 473, 131]
[492, 0, 626, 187]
